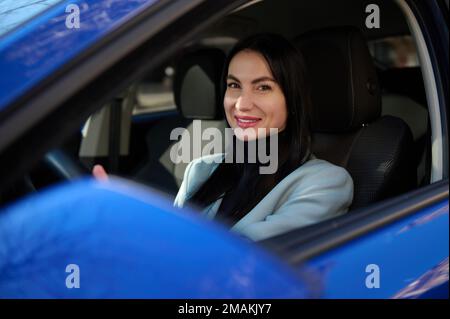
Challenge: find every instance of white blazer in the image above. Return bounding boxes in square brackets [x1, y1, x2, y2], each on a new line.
[174, 153, 353, 241]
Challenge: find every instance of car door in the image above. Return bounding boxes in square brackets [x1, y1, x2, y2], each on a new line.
[0, 0, 447, 299]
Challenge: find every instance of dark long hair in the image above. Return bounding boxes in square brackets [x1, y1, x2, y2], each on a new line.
[189, 33, 312, 225]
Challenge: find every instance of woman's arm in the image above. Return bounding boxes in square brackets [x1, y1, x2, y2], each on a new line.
[173, 154, 224, 208]
[173, 160, 195, 208]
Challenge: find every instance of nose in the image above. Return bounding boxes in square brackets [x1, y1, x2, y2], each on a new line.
[235, 92, 253, 112]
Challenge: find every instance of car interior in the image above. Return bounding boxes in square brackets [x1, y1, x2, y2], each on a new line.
[0, 0, 434, 238]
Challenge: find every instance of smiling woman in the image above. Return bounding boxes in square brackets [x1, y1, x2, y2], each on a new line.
[174, 33, 354, 241]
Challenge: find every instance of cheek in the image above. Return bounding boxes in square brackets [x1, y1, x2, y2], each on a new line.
[223, 95, 235, 118]
[276, 106, 288, 129]
[223, 95, 233, 110]
[262, 96, 288, 129]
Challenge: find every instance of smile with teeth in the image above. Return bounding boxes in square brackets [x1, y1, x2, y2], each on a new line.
[235, 116, 261, 128]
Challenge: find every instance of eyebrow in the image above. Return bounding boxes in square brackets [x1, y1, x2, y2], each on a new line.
[226, 74, 276, 84]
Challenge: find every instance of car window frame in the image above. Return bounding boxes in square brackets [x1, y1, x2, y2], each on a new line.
[399, 0, 448, 183]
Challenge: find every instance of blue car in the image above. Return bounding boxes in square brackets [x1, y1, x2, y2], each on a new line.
[0, 0, 448, 299]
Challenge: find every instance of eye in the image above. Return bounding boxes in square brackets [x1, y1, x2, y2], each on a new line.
[257, 84, 272, 91]
[227, 82, 240, 89]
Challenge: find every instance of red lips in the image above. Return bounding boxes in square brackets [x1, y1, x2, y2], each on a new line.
[235, 115, 262, 128]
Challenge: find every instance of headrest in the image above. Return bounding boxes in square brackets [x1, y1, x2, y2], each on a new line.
[294, 26, 381, 132]
[173, 48, 226, 120]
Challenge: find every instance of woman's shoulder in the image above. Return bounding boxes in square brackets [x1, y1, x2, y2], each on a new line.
[281, 155, 354, 194]
[298, 155, 348, 174]
[233, 156, 354, 241]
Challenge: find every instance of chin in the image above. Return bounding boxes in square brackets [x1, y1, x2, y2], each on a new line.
[233, 127, 265, 141]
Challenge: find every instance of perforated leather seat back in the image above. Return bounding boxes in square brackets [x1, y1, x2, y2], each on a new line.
[295, 27, 416, 208]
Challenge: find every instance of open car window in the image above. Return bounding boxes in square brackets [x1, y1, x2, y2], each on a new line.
[0, 0, 444, 225]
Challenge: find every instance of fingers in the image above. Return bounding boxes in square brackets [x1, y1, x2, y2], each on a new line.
[92, 164, 109, 181]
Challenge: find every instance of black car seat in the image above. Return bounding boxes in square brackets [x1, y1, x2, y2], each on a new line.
[134, 48, 227, 195]
[170, 48, 227, 186]
[294, 26, 416, 209]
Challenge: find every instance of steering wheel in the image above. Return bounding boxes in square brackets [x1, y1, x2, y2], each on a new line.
[43, 149, 90, 180]
[1, 149, 89, 203]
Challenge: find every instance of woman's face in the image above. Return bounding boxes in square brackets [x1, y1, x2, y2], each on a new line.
[224, 50, 288, 141]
